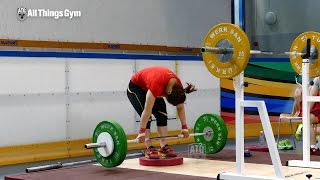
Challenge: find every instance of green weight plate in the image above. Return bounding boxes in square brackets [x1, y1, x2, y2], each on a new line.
[194, 113, 228, 154]
[92, 120, 128, 168]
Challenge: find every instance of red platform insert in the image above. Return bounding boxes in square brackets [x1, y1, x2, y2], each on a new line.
[139, 156, 183, 166]
[245, 144, 269, 152]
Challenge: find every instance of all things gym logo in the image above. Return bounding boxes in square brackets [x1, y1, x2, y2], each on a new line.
[188, 143, 206, 159]
[17, 7, 81, 21]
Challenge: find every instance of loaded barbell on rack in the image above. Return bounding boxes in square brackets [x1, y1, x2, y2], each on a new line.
[201, 23, 320, 79]
[84, 113, 228, 168]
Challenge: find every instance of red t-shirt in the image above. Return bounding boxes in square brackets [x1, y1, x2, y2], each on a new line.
[130, 66, 182, 97]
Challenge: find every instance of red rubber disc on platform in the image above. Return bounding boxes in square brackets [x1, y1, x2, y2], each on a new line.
[139, 157, 183, 166]
[245, 144, 269, 152]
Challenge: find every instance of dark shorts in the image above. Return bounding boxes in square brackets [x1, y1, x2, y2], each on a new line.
[127, 81, 168, 129]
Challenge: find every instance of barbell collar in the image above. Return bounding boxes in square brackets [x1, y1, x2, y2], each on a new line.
[250, 50, 273, 55]
[85, 138, 140, 149]
[84, 142, 106, 149]
[201, 47, 233, 54]
[284, 52, 305, 56]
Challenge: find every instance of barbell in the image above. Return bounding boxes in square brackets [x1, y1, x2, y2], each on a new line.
[84, 113, 228, 168]
[201, 23, 320, 79]
[25, 152, 144, 173]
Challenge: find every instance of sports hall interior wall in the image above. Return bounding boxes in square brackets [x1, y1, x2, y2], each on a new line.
[220, 0, 320, 128]
[1, 0, 315, 167]
[0, 0, 229, 166]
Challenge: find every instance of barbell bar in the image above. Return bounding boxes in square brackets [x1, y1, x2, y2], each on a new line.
[85, 113, 227, 168]
[201, 23, 320, 79]
[201, 46, 273, 55]
[201, 46, 308, 56]
[85, 130, 213, 149]
[146, 131, 213, 141]
[25, 152, 143, 173]
[135, 117, 177, 123]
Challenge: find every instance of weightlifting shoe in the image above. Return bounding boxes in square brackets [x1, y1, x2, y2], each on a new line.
[145, 146, 160, 159]
[158, 144, 177, 158]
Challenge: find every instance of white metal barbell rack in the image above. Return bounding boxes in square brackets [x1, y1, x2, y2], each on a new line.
[217, 0, 284, 179]
[287, 57, 320, 168]
[217, 73, 285, 180]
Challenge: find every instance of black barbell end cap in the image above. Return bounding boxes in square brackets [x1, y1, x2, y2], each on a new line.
[306, 174, 312, 179]
[302, 38, 311, 59]
[310, 81, 314, 86]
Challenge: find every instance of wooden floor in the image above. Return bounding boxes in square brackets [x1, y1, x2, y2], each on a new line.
[117, 158, 320, 179]
[7, 158, 320, 180]
[5, 149, 320, 180]
[5, 164, 213, 180]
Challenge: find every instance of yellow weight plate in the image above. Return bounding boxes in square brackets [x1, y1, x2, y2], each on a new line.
[202, 23, 251, 79]
[290, 31, 320, 78]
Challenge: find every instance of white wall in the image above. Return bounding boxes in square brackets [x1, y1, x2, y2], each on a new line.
[0, 0, 231, 47]
[0, 56, 220, 146]
[0, 57, 67, 145]
[0, 0, 230, 146]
